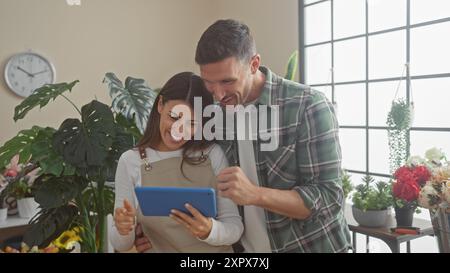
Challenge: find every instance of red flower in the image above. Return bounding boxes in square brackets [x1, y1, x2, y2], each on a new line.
[392, 179, 420, 202]
[412, 165, 431, 186]
[394, 166, 417, 185]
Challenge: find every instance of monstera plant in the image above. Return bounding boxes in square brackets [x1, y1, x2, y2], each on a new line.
[0, 74, 156, 252]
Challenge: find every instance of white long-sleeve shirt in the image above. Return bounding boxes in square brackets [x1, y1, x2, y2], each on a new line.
[109, 144, 244, 252]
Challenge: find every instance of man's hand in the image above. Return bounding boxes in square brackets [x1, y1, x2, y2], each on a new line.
[170, 203, 213, 240]
[134, 223, 152, 253]
[216, 166, 261, 206]
[113, 199, 136, 236]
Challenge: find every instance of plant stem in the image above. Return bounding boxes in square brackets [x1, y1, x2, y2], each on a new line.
[61, 94, 82, 116]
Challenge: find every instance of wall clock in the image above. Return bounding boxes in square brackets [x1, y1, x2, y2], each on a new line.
[4, 51, 56, 97]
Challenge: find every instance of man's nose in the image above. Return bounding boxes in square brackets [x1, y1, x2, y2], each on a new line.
[210, 85, 226, 101]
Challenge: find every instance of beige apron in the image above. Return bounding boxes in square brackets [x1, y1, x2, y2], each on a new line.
[136, 147, 233, 253]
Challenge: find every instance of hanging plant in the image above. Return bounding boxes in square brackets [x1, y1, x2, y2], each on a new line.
[386, 98, 413, 174]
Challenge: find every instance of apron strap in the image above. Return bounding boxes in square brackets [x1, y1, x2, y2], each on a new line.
[138, 146, 152, 171]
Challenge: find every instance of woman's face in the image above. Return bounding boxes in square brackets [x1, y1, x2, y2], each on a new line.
[157, 99, 198, 151]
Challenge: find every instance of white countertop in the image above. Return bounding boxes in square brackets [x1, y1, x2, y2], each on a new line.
[0, 215, 31, 229]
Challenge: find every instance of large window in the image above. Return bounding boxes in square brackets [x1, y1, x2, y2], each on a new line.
[300, 0, 450, 183]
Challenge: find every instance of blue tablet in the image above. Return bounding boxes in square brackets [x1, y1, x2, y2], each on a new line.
[135, 187, 217, 217]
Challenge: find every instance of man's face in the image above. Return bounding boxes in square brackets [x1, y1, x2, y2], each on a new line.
[199, 57, 252, 106]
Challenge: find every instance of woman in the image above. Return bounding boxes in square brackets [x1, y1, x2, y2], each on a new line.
[110, 72, 243, 253]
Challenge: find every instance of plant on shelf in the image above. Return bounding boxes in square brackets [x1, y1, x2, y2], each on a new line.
[386, 98, 413, 174]
[351, 175, 393, 227]
[0, 73, 156, 252]
[352, 175, 393, 211]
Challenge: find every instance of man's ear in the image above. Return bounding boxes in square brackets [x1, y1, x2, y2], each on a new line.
[250, 54, 261, 74]
[157, 96, 164, 114]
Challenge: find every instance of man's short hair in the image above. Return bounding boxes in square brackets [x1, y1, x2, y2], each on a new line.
[195, 19, 256, 65]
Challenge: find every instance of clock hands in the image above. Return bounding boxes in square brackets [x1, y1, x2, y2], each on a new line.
[32, 69, 49, 76]
[16, 66, 34, 78]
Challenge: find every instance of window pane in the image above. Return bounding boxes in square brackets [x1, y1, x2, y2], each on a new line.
[410, 22, 450, 76]
[368, 0, 406, 32]
[335, 84, 365, 126]
[410, 131, 450, 160]
[340, 129, 366, 171]
[411, 0, 450, 24]
[334, 0, 365, 39]
[305, 1, 331, 44]
[334, 37, 366, 82]
[369, 80, 407, 126]
[312, 85, 333, 102]
[305, 44, 332, 85]
[304, 0, 324, 5]
[369, 129, 390, 175]
[369, 30, 406, 79]
[411, 78, 450, 127]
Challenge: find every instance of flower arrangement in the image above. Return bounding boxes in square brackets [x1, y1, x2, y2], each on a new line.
[392, 147, 450, 211]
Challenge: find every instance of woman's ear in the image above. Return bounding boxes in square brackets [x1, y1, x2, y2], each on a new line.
[157, 96, 164, 114]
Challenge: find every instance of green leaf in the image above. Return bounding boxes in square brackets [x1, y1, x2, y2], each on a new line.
[52, 100, 115, 172]
[33, 175, 88, 209]
[14, 81, 79, 122]
[23, 205, 79, 248]
[284, 50, 298, 81]
[0, 126, 43, 169]
[103, 73, 157, 134]
[105, 120, 135, 181]
[30, 127, 76, 176]
[115, 113, 142, 141]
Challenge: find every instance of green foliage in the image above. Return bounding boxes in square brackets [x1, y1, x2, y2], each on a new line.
[387, 99, 412, 174]
[341, 169, 353, 200]
[0, 126, 42, 169]
[352, 175, 393, 211]
[284, 50, 298, 81]
[14, 81, 79, 122]
[103, 73, 157, 134]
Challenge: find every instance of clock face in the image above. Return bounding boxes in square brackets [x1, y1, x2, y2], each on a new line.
[4, 52, 56, 97]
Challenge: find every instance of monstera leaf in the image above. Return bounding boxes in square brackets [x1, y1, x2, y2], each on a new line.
[103, 73, 156, 134]
[30, 127, 76, 176]
[14, 81, 79, 122]
[53, 100, 115, 173]
[23, 205, 79, 248]
[284, 50, 298, 81]
[33, 174, 87, 209]
[0, 126, 43, 169]
[105, 119, 136, 181]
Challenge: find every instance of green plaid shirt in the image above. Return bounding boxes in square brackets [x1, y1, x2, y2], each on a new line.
[218, 66, 351, 253]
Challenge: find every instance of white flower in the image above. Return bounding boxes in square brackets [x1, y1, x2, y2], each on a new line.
[425, 147, 445, 164]
[418, 181, 441, 209]
[406, 155, 425, 167]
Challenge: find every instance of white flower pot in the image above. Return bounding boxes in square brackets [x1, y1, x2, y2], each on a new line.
[0, 207, 7, 223]
[17, 197, 39, 219]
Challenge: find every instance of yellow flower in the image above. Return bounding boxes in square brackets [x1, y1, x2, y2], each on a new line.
[53, 228, 82, 250]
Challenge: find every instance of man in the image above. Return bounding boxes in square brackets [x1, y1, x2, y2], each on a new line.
[135, 19, 351, 253]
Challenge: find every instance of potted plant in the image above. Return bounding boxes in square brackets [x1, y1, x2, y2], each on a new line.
[0, 73, 156, 252]
[0, 176, 8, 222]
[351, 175, 393, 227]
[386, 98, 413, 174]
[0, 156, 40, 219]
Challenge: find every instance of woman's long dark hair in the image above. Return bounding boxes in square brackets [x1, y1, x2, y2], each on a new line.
[136, 72, 214, 172]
